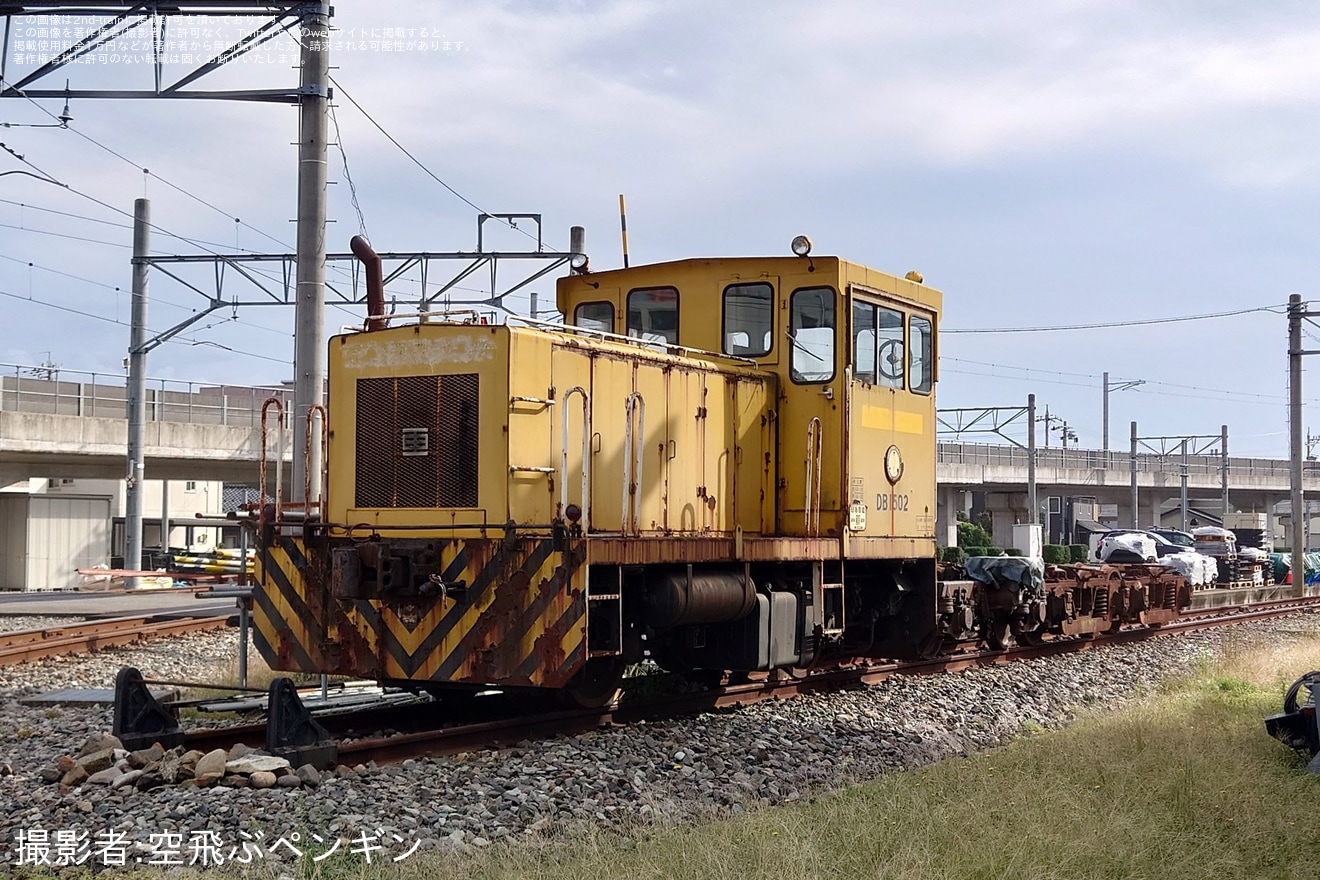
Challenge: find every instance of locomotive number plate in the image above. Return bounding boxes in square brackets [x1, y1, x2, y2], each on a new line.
[849, 500, 867, 531]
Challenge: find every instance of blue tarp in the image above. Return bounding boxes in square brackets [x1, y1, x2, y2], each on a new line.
[963, 556, 1044, 592]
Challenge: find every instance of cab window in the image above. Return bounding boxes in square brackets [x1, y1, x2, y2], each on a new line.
[722, 282, 773, 357]
[910, 314, 933, 394]
[573, 301, 613, 334]
[789, 286, 835, 383]
[627, 287, 679, 344]
[853, 301, 904, 389]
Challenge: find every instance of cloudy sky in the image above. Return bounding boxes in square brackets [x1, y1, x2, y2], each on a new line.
[1, 0, 1317, 456]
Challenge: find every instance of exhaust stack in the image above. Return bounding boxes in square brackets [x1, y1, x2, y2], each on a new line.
[350, 235, 387, 332]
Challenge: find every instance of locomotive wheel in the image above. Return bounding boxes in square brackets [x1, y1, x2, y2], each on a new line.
[917, 630, 946, 659]
[985, 618, 1013, 651]
[1015, 629, 1045, 647]
[560, 657, 625, 709]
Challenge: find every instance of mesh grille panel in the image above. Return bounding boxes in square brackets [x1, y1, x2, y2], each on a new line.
[356, 377, 397, 508]
[354, 374, 480, 509]
[438, 373, 480, 507]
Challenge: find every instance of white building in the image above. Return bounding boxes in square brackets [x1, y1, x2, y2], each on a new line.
[0, 477, 226, 591]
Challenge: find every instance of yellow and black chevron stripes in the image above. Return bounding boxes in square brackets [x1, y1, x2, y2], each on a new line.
[254, 533, 588, 689]
[253, 535, 325, 673]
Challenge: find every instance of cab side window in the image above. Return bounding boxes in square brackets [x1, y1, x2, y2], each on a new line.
[722, 282, 773, 357]
[909, 314, 933, 394]
[627, 287, 679, 344]
[790, 286, 836, 383]
[573, 301, 614, 334]
[853, 301, 904, 389]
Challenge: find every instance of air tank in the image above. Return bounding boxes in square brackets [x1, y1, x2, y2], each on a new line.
[647, 570, 757, 628]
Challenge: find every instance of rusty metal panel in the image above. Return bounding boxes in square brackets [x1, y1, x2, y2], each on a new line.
[329, 537, 587, 688]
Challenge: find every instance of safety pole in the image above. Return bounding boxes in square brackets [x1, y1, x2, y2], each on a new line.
[619, 194, 630, 268]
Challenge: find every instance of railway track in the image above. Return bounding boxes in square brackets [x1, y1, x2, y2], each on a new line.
[0, 613, 231, 667]
[176, 596, 1320, 768]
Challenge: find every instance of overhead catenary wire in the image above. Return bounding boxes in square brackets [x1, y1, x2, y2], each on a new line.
[327, 74, 538, 246]
[943, 356, 1304, 406]
[2, 75, 295, 253]
[0, 287, 290, 364]
[0, 73, 368, 297]
[4, 74, 539, 315]
[943, 304, 1283, 334]
[329, 100, 368, 241]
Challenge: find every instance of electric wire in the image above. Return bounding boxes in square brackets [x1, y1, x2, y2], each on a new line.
[0, 73, 367, 297]
[2, 75, 296, 253]
[943, 356, 1303, 405]
[0, 251, 293, 339]
[327, 74, 538, 246]
[943, 304, 1283, 334]
[0, 286, 290, 364]
[329, 100, 368, 240]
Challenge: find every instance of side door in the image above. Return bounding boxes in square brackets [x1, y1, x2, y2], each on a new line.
[846, 291, 936, 548]
[778, 284, 842, 536]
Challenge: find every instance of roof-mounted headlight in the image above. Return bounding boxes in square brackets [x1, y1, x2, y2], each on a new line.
[791, 235, 813, 257]
[569, 252, 590, 273]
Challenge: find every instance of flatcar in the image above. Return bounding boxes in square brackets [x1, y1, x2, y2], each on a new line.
[248, 237, 1302, 707]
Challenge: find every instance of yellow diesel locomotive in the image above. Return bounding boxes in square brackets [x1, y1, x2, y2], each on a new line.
[253, 238, 943, 705]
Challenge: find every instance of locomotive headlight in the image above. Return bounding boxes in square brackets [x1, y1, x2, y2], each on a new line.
[565, 503, 582, 523]
[791, 235, 813, 257]
[569, 252, 590, 272]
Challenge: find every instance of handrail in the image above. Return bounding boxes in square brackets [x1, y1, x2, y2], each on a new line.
[622, 392, 646, 536]
[259, 398, 285, 535]
[561, 386, 591, 528]
[806, 417, 823, 537]
[305, 403, 328, 516]
[509, 315, 759, 366]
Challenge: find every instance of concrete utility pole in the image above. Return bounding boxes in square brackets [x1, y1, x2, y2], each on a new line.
[1027, 394, 1037, 526]
[1290, 294, 1306, 566]
[125, 198, 150, 588]
[291, 7, 331, 506]
[1221, 424, 1229, 518]
[1180, 439, 1189, 532]
[1130, 421, 1139, 528]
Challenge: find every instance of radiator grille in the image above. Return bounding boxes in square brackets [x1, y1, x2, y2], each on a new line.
[355, 374, 480, 509]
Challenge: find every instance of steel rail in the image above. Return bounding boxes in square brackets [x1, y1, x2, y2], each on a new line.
[176, 597, 1320, 768]
[0, 614, 230, 667]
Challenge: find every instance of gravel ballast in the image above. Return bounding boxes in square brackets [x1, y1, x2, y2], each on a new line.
[1, 613, 1317, 867]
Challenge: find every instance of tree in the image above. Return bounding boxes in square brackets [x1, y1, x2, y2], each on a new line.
[956, 511, 992, 548]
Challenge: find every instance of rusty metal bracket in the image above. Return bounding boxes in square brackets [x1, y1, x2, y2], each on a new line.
[112, 666, 184, 751]
[265, 678, 338, 769]
[1265, 670, 1320, 773]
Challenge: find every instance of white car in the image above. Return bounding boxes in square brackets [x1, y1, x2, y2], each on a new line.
[1096, 531, 1157, 563]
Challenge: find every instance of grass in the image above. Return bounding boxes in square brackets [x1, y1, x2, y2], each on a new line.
[17, 631, 1320, 880]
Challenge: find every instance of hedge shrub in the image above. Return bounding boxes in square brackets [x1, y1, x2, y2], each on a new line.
[1043, 545, 1070, 565]
[1068, 544, 1090, 563]
[940, 546, 967, 564]
[963, 547, 1006, 557]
